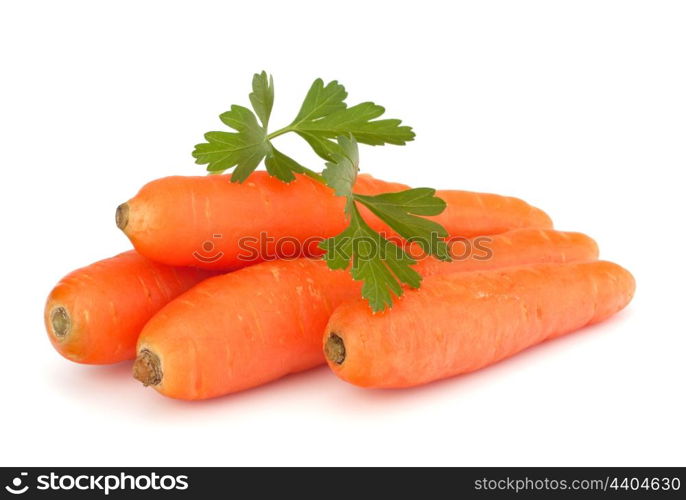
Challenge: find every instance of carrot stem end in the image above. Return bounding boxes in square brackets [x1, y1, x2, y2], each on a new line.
[115, 203, 129, 231]
[133, 349, 163, 387]
[50, 306, 71, 340]
[325, 333, 346, 365]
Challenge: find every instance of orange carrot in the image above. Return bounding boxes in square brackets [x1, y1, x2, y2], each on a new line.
[324, 261, 635, 388]
[45, 251, 216, 364]
[134, 259, 356, 398]
[117, 172, 552, 270]
[414, 228, 598, 274]
[428, 190, 553, 237]
[133, 228, 595, 399]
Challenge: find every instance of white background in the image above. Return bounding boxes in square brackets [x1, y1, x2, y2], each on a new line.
[1, 0, 684, 466]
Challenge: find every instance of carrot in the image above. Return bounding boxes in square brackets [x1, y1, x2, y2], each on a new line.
[133, 228, 596, 399]
[44, 251, 216, 364]
[324, 261, 635, 388]
[414, 228, 598, 274]
[117, 172, 552, 270]
[428, 190, 553, 238]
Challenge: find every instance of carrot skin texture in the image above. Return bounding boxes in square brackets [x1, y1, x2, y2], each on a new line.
[136, 229, 596, 399]
[137, 259, 361, 399]
[325, 261, 635, 389]
[44, 251, 216, 364]
[414, 228, 598, 275]
[120, 172, 552, 270]
[429, 190, 553, 237]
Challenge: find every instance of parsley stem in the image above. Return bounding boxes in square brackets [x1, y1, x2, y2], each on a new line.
[267, 126, 294, 140]
[266, 126, 325, 182]
[299, 166, 325, 183]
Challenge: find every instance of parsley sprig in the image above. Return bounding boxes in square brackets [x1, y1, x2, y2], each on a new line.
[193, 72, 450, 311]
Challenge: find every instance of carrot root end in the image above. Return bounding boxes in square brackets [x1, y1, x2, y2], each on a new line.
[115, 203, 129, 231]
[50, 306, 71, 340]
[133, 349, 163, 387]
[325, 333, 346, 365]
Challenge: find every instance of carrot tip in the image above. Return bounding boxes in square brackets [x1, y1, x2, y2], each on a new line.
[115, 203, 129, 231]
[50, 306, 71, 340]
[133, 349, 163, 387]
[325, 333, 346, 365]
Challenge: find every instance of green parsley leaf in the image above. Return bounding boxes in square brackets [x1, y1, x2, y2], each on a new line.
[355, 189, 452, 261]
[264, 146, 306, 183]
[192, 104, 270, 182]
[320, 203, 422, 312]
[249, 71, 274, 129]
[289, 79, 414, 161]
[297, 102, 415, 146]
[321, 135, 359, 199]
[194, 73, 414, 177]
[297, 131, 343, 163]
[318, 136, 436, 311]
[291, 78, 347, 124]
